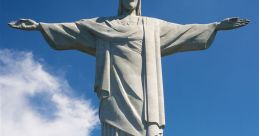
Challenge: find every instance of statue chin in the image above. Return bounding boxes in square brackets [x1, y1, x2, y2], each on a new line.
[129, 3, 137, 8]
[123, 2, 137, 10]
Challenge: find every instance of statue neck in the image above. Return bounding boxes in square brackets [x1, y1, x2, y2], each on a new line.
[122, 9, 137, 16]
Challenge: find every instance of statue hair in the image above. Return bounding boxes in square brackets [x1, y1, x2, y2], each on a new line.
[117, 0, 141, 16]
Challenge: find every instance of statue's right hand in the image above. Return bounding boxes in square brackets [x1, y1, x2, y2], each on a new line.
[8, 19, 40, 31]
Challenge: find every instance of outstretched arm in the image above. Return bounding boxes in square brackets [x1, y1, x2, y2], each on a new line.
[159, 17, 250, 56]
[8, 19, 96, 56]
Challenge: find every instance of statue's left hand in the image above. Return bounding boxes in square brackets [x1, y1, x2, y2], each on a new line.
[216, 17, 250, 31]
[8, 19, 40, 31]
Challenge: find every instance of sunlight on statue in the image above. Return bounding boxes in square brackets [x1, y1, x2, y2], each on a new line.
[9, 0, 249, 135]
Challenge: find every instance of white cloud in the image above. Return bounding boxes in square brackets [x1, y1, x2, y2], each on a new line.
[0, 49, 99, 136]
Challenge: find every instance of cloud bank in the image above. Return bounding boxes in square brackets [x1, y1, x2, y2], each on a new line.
[0, 49, 99, 136]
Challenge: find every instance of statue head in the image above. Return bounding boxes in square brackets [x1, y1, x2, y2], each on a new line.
[118, 0, 141, 16]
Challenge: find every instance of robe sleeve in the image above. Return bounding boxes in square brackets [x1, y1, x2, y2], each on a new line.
[159, 20, 217, 57]
[39, 21, 96, 56]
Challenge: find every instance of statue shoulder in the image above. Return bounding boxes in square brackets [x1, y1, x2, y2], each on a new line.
[78, 16, 118, 23]
[78, 17, 99, 23]
[78, 16, 172, 24]
[141, 16, 175, 25]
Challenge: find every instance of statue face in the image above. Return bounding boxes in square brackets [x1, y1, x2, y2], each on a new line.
[121, 0, 139, 11]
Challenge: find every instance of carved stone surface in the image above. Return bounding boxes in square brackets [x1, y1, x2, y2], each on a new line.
[8, 0, 249, 135]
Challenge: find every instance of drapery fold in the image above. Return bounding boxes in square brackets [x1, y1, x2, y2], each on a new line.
[39, 16, 217, 135]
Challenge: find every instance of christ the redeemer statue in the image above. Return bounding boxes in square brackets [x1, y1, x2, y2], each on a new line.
[9, 0, 249, 135]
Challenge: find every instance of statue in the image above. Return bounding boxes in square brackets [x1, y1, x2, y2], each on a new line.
[8, 0, 249, 135]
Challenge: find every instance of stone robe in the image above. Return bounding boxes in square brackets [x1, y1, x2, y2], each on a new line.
[39, 16, 217, 136]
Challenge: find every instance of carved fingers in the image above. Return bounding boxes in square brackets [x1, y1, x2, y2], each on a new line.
[227, 17, 250, 28]
[216, 17, 250, 31]
[8, 19, 40, 31]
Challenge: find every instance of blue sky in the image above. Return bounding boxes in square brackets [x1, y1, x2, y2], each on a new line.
[0, 0, 258, 136]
